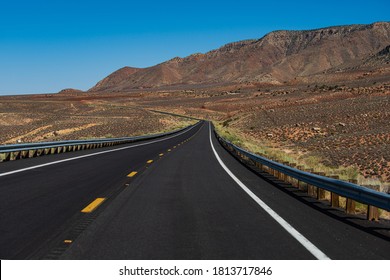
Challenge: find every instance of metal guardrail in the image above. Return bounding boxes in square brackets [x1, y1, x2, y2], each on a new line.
[0, 124, 197, 162]
[215, 130, 390, 220]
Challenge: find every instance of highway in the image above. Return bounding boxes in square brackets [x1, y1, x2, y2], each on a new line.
[0, 121, 389, 259]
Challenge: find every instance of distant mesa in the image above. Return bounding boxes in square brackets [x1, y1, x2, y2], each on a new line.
[58, 88, 84, 94]
[89, 22, 390, 92]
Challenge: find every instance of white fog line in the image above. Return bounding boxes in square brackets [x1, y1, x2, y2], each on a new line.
[0, 124, 199, 177]
[208, 123, 330, 260]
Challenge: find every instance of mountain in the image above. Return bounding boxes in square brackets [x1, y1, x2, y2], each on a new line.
[89, 22, 390, 92]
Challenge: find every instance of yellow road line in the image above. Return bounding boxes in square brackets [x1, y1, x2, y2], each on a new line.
[81, 198, 106, 213]
[147, 160, 153, 164]
[127, 171, 138, 177]
[159, 153, 164, 156]
[64, 240, 73, 244]
[168, 149, 171, 152]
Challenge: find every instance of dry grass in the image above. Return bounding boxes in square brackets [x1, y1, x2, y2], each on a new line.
[214, 122, 387, 186]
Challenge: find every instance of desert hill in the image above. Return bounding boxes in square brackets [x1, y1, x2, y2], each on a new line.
[58, 88, 84, 94]
[90, 22, 390, 92]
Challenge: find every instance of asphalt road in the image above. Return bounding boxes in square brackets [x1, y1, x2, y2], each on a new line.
[1, 121, 389, 259]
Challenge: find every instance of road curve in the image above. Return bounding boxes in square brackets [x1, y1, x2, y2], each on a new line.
[1, 121, 389, 259]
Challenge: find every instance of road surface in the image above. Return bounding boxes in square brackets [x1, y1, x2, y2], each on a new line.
[1, 121, 389, 259]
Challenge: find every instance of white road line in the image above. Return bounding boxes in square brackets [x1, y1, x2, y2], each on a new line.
[208, 123, 330, 260]
[0, 124, 199, 177]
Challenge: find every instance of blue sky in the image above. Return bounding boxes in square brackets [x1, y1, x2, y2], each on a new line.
[0, 0, 388, 95]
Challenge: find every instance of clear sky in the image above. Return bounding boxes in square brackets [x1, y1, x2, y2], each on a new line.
[0, 0, 388, 95]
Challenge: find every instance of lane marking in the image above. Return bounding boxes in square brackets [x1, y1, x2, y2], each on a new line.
[146, 160, 153, 164]
[64, 240, 73, 244]
[208, 123, 330, 260]
[127, 171, 138, 177]
[81, 198, 106, 213]
[168, 149, 171, 152]
[0, 123, 200, 178]
[159, 153, 164, 156]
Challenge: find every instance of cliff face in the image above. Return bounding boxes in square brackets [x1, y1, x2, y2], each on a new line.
[90, 22, 390, 92]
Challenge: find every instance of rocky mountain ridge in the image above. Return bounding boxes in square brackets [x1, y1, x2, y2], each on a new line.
[90, 22, 390, 92]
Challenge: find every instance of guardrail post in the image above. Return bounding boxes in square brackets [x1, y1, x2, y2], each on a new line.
[330, 175, 340, 207]
[278, 164, 285, 181]
[290, 163, 297, 186]
[297, 165, 305, 190]
[259, 162, 263, 171]
[367, 205, 379, 221]
[282, 162, 289, 183]
[286, 162, 292, 185]
[21, 150, 28, 159]
[315, 172, 326, 200]
[305, 169, 315, 196]
[29, 149, 37, 158]
[274, 168, 280, 179]
[366, 185, 380, 221]
[345, 179, 357, 214]
[15, 151, 22, 160]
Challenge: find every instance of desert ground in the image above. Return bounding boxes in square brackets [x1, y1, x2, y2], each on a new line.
[0, 69, 389, 194]
[0, 93, 196, 144]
